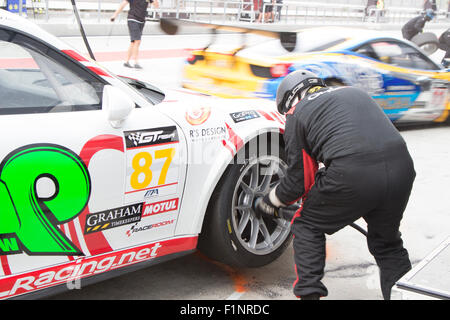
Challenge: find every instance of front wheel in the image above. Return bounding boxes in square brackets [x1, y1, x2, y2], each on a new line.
[198, 136, 292, 268]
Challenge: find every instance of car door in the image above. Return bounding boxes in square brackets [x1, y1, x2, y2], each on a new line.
[0, 26, 187, 289]
[354, 39, 447, 121]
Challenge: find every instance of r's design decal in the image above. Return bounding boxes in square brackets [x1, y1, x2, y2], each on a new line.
[0, 144, 90, 256]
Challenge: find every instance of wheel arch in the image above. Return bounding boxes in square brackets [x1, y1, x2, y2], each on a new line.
[174, 128, 285, 239]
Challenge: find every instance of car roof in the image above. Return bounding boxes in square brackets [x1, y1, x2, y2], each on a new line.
[293, 26, 397, 48]
[233, 26, 410, 60]
[0, 9, 69, 50]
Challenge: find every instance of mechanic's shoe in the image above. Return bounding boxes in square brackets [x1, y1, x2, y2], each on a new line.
[134, 63, 143, 69]
[442, 58, 450, 68]
[123, 61, 133, 68]
[300, 293, 320, 300]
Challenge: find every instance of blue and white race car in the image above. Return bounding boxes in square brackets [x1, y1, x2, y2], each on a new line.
[180, 25, 450, 124]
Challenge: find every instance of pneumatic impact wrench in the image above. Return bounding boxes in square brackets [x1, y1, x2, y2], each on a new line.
[255, 198, 367, 237]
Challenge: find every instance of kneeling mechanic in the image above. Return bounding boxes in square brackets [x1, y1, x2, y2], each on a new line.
[255, 70, 416, 300]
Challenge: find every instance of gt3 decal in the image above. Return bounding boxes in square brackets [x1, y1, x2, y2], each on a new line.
[0, 144, 90, 256]
[125, 126, 178, 149]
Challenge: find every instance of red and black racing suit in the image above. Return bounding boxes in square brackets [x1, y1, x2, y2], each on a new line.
[276, 86, 415, 299]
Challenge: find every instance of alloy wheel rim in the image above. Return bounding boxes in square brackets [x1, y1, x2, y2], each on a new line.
[231, 155, 291, 255]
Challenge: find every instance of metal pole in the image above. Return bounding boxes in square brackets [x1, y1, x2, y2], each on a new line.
[262, 3, 265, 22]
[194, 0, 197, 21]
[70, 0, 96, 60]
[223, 0, 226, 24]
[97, 0, 101, 22]
[45, 0, 49, 21]
[209, 0, 212, 23]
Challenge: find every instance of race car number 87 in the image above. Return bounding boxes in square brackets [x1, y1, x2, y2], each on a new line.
[130, 147, 175, 190]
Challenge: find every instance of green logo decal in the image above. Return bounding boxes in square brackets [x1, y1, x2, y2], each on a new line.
[0, 144, 91, 256]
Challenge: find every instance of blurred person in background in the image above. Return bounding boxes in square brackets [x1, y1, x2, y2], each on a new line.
[365, 0, 377, 17]
[256, 0, 274, 22]
[271, 0, 283, 22]
[423, 0, 437, 11]
[111, 0, 159, 69]
[401, 8, 435, 41]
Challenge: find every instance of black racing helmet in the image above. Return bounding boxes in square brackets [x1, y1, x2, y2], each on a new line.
[276, 70, 326, 114]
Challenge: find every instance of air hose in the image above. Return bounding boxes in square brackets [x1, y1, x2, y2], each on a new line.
[279, 204, 368, 237]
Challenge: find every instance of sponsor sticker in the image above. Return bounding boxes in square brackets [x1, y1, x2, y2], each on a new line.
[188, 126, 227, 142]
[185, 106, 211, 125]
[124, 126, 179, 149]
[229, 110, 260, 123]
[126, 219, 176, 237]
[124, 126, 181, 203]
[144, 188, 160, 199]
[0, 237, 198, 299]
[143, 198, 179, 217]
[84, 203, 143, 234]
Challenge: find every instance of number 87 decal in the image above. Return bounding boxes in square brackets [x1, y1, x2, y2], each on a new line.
[129, 147, 176, 191]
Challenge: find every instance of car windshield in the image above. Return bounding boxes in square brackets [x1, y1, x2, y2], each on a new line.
[0, 37, 104, 115]
[239, 30, 347, 57]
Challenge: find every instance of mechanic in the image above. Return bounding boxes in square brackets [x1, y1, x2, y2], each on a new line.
[110, 0, 159, 69]
[255, 70, 416, 300]
[438, 28, 450, 67]
[401, 8, 435, 41]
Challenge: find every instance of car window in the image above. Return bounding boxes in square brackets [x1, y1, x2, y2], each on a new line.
[0, 29, 105, 115]
[365, 40, 439, 70]
[354, 44, 379, 60]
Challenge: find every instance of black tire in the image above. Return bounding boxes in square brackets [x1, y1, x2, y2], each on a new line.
[411, 32, 439, 55]
[198, 134, 292, 268]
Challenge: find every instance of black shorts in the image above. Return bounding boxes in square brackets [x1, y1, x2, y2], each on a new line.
[127, 20, 145, 42]
[260, 3, 273, 13]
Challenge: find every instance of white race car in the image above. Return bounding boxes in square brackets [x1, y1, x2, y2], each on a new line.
[0, 9, 291, 299]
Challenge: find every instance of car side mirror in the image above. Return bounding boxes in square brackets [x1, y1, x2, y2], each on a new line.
[102, 85, 134, 128]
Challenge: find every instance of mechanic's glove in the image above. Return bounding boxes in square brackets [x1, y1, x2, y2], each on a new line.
[254, 187, 286, 219]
